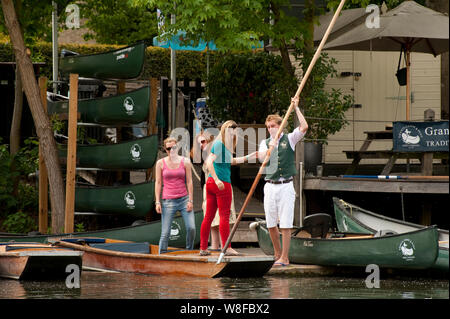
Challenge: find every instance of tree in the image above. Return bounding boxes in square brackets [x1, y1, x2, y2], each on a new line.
[79, 0, 158, 45]
[134, 0, 304, 79]
[1, 0, 66, 233]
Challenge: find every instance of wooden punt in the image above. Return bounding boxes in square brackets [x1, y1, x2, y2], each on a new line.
[0, 210, 203, 247]
[333, 197, 449, 272]
[47, 86, 150, 125]
[75, 181, 155, 217]
[253, 215, 439, 270]
[54, 238, 274, 278]
[58, 134, 158, 169]
[59, 41, 146, 80]
[0, 243, 83, 280]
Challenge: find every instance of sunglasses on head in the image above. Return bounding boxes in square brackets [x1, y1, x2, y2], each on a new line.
[165, 145, 177, 151]
[200, 139, 207, 145]
[229, 124, 238, 129]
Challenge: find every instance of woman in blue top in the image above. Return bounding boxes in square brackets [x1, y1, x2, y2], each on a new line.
[199, 120, 258, 256]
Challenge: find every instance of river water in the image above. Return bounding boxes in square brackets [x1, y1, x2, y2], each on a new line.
[1, 271, 447, 299]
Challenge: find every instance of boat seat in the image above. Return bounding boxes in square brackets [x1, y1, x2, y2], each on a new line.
[292, 213, 332, 238]
[373, 229, 398, 237]
[90, 242, 150, 254]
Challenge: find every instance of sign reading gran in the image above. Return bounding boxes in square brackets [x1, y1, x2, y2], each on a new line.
[393, 121, 449, 152]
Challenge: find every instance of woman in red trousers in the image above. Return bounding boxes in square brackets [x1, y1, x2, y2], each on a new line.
[199, 120, 258, 256]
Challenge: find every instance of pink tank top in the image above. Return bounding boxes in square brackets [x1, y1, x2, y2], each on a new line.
[161, 158, 188, 199]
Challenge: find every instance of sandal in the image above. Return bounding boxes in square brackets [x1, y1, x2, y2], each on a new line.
[199, 250, 211, 256]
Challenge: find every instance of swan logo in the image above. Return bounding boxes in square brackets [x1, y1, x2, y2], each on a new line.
[169, 221, 181, 241]
[398, 239, 415, 261]
[124, 191, 136, 209]
[399, 126, 422, 145]
[130, 144, 142, 162]
[123, 97, 135, 115]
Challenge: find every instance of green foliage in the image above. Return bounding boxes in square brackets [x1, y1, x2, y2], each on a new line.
[79, 0, 158, 45]
[0, 137, 39, 233]
[207, 52, 297, 124]
[294, 49, 354, 144]
[2, 211, 36, 234]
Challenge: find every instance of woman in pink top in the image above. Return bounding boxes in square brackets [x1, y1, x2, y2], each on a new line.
[155, 137, 194, 254]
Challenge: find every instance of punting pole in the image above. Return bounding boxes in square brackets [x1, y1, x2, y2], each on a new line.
[341, 175, 449, 181]
[216, 0, 348, 264]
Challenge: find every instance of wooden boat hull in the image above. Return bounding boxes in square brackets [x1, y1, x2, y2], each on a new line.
[59, 42, 146, 79]
[333, 197, 449, 272]
[58, 134, 158, 169]
[0, 210, 203, 248]
[55, 240, 274, 278]
[48, 86, 150, 125]
[255, 220, 439, 269]
[0, 243, 83, 280]
[75, 181, 154, 217]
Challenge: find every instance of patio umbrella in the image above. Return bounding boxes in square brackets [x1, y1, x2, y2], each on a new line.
[322, 1, 449, 120]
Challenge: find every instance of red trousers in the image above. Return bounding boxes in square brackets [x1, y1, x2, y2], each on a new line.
[200, 177, 232, 250]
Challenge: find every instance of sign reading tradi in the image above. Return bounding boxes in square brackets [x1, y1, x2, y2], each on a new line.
[393, 121, 449, 152]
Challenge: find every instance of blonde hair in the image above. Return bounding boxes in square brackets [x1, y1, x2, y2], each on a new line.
[163, 137, 177, 149]
[265, 114, 282, 126]
[216, 120, 238, 153]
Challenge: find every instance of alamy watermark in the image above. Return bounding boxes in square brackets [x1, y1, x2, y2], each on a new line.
[365, 264, 380, 288]
[65, 264, 81, 289]
[365, 4, 380, 29]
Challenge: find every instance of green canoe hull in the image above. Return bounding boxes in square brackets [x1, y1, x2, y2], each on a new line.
[0, 211, 203, 248]
[58, 134, 158, 169]
[59, 42, 146, 79]
[255, 221, 439, 269]
[75, 181, 155, 217]
[48, 86, 150, 125]
[333, 197, 449, 272]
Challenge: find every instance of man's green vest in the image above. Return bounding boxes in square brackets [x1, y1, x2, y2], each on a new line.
[265, 134, 297, 181]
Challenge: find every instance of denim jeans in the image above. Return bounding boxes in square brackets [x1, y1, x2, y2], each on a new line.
[159, 195, 196, 254]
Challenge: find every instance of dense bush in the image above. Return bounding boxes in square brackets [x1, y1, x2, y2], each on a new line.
[207, 51, 297, 124]
[0, 137, 38, 233]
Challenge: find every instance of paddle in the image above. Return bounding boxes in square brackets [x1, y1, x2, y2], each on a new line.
[216, 0, 348, 264]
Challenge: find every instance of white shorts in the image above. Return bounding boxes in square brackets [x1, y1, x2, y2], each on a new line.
[263, 181, 296, 229]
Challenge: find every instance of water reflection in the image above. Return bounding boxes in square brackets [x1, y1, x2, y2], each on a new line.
[0, 272, 448, 299]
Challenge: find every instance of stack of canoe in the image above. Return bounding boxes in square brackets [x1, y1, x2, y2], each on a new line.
[53, 41, 158, 218]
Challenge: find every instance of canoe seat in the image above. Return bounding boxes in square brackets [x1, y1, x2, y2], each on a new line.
[292, 213, 332, 238]
[90, 242, 150, 254]
[373, 229, 398, 237]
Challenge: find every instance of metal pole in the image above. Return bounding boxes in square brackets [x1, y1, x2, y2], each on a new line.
[299, 161, 303, 227]
[52, 1, 58, 93]
[170, 12, 176, 130]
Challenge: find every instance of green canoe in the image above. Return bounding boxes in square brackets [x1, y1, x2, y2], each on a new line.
[75, 181, 155, 217]
[47, 86, 150, 125]
[59, 41, 146, 79]
[0, 210, 203, 248]
[253, 216, 439, 270]
[58, 134, 158, 169]
[333, 197, 449, 272]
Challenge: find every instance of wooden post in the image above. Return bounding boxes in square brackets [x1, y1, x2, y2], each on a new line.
[64, 73, 78, 233]
[38, 77, 48, 233]
[146, 78, 159, 181]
